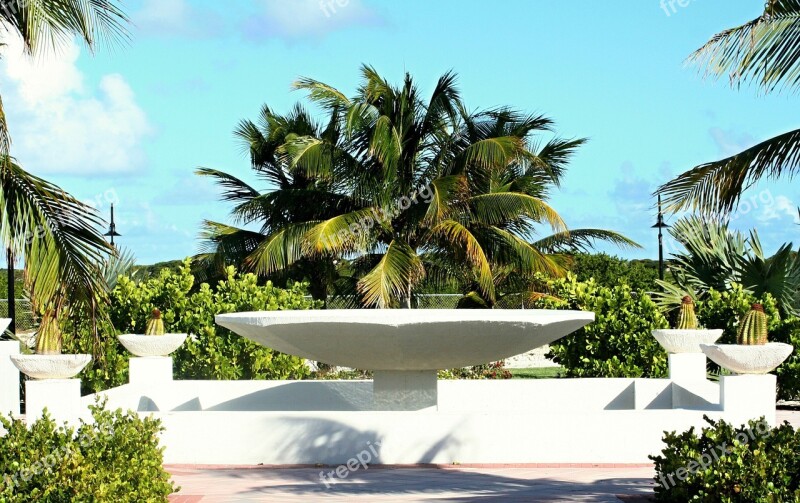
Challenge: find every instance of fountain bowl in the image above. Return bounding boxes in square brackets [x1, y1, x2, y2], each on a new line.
[216, 309, 595, 370]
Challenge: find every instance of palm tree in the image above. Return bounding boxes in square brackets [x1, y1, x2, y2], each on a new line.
[652, 216, 800, 316]
[0, 0, 128, 335]
[658, 0, 800, 213]
[196, 104, 355, 303]
[201, 66, 637, 308]
[1, 157, 112, 344]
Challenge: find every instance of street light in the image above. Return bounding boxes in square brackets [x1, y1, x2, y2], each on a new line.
[103, 203, 121, 247]
[651, 194, 669, 281]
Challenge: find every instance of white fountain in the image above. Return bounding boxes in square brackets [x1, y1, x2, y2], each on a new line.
[2, 309, 788, 465]
[215, 309, 594, 410]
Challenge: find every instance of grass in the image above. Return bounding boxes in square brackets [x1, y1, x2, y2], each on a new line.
[509, 367, 562, 379]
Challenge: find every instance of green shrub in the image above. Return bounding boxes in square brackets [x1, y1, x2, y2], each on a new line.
[537, 274, 670, 377]
[650, 416, 800, 502]
[63, 260, 321, 392]
[772, 318, 800, 401]
[0, 401, 176, 502]
[110, 260, 321, 381]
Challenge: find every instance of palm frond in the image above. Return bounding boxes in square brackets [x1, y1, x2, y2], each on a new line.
[533, 229, 641, 254]
[469, 192, 566, 231]
[303, 208, 383, 256]
[244, 222, 317, 275]
[2, 0, 130, 55]
[688, 0, 800, 93]
[357, 239, 424, 308]
[293, 76, 351, 110]
[658, 128, 800, 214]
[429, 219, 494, 301]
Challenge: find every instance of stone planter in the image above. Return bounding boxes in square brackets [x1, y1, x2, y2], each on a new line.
[700, 343, 794, 375]
[9, 354, 91, 379]
[117, 333, 187, 357]
[652, 329, 723, 354]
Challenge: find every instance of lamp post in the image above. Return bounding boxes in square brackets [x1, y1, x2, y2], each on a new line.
[652, 194, 669, 281]
[103, 203, 121, 247]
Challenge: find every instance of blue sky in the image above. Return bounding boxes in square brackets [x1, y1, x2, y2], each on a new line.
[1, 0, 798, 265]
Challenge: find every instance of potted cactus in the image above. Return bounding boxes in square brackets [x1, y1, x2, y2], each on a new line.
[700, 304, 794, 374]
[9, 309, 91, 379]
[117, 309, 187, 357]
[652, 296, 723, 353]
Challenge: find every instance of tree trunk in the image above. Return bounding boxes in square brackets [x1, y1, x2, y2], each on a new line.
[6, 247, 14, 335]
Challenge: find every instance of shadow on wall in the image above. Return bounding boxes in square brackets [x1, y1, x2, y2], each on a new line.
[245, 416, 466, 465]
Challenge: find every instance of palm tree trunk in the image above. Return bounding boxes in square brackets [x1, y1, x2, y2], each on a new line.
[6, 247, 14, 335]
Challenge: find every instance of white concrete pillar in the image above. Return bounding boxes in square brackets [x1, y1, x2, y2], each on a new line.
[25, 379, 81, 424]
[721, 374, 777, 426]
[0, 340, 20, 416]
[129, 356, 173, 385]
[373, 370, 437, 411]
[669, 353, 707, 382]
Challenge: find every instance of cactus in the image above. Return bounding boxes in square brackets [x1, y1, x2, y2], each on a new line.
[737, 303, 768, 345]
[676, 296, 699, 330]
[145, 309, 165, 336]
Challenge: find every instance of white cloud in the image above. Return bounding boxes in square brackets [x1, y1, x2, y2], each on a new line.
[243, 0, 384, 41]
[0, 36, 150, 175]
[134, 0, 223, 38]
[758, 194, 799, 224]
[709, 127, 756, 157]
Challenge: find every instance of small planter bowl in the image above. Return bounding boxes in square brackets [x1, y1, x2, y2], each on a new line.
[10, 354, 91, 379]
[652, 329, 724, 354]
[700, 342, 794, 375]
[117, 333, 187, 357]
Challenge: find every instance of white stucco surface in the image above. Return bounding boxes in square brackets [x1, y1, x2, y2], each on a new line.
[652, 329, 723, 354]
[10, 354, 91, 379]
[215, 309, 594, 370]
[80, 375, 747, 464]
[118, 333, 187, 357]
[701, 343, 793, 374]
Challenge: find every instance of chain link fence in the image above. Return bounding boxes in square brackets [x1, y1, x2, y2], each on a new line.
[0, 299, 37, 331]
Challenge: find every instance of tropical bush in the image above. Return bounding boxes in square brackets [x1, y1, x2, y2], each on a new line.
[650, 416, 800, 502]
[538, 275, 670, 378]
[0, 401, 176, 502]
[566, 253, 659, 292]
[63, 260, 320, 392]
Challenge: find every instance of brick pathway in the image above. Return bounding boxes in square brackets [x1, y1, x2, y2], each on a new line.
[167, 465, 657, 502]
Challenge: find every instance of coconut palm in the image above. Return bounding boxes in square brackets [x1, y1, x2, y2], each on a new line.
[200, 66, 637, 308]
[659, 0, 800, 213]
[0, 0, 128, 335]
[1, 157, 112, 346]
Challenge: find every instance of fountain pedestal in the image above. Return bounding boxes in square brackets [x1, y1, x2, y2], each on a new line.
[129, 357, 173, 385]
[668, 353, 707, 382]
[26, 379, 81, 423]
[721, 374, 777, 425]
[373, 370, 437, 411]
